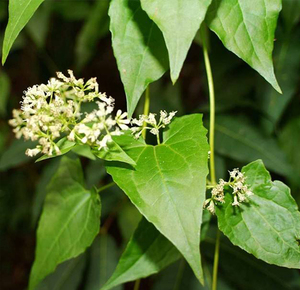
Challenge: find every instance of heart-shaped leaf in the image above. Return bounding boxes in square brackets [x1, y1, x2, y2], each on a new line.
[215, 160, 300, 268]
[106, 114, 209, 283]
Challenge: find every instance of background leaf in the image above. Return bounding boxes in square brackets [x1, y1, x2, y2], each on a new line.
[0, 71, 10, 117]
[28, 156, 101, 290]
[102, 218, 180, 290]
[215, 160, 300, 268]
[214, 115, 293, 177]
[106, 114, 209, 283]
[207, 0, 282, 92]
[140, 0, 212, 83]
[75, 0, 109, 70]
[85, 235, 122, 290]
[36, 254, 86, 290]
[108, 0, 168, 116]
[2, 0, 44, 64]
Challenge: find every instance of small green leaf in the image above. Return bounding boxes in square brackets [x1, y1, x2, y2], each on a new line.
[85, 235, 122, 290]
[214, 115, 293, 177]
[92, 137, 136, 166]
[108, 0, 168, 116]
[207, 0, 282, 92]
[140, 0, 212, 83]
[35, 137, 76, 162]
[101, 218, 181, 290]
[215, 160, 300, 268]
[72, 145, 96, 160]
[106, 114, 209, 283]
[28, 156, 101, 290]
[2, 0, 44, 64]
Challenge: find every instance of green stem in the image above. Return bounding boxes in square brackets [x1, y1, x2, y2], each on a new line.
[97, 182, 115, 193]
[201, 25, 219, 290]
[212, 230, 221, 290]
[133, 279, 141, 290]
[202, 29, 216, 185]
[142, 86, 150, 139]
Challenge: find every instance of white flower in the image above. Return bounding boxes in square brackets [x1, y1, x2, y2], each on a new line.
[130, 110, 177, 141]
[25, 148, 41, 157]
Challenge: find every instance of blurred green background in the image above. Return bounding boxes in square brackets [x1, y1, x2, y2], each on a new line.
[0, 0, 300, 289]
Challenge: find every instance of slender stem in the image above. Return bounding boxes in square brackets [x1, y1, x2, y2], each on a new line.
[142, 86, 150, 139]
[202, 29, 216, 185]
[201, 25, 219, 290]
[133, 279, 140, 290]
[212, 230, 221, 290]
[156, 133, 161, 145]
[97, 182, 115, 193]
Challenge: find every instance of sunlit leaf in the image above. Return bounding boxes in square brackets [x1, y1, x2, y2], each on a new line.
[28, 157, 101, 290]
[216, 160, 300, 268]
[106, 114, 209, 283]
[141, 0, 212, 83]
[207, 0, 282, 92]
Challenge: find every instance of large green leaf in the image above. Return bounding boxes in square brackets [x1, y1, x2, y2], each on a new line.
[28, 156, 101, 290]
[140, 0, 211, 83]
[214, 115, 293, 177]
[207, 0, 282, 92]
[2, 0, 44, 64]
[101, 218, 181, 290]
[215, 160, 300, 268]
[108, 0, 168, 116]
[106, 114, 209, 283]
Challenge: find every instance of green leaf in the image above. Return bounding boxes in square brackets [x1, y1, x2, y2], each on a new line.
[214, 115, 293, 177]
[92, 138, 136, 166]
[109, 0, 168, 116]
[101, 218, 181, 290]
[36, 254, 86, 290]
[215, 160, 300, 268]
[2, 0, 44, 64]
[75, 0, 109, 70]
[72, 145, 96, 160]
[0, 71, 10, 117]
[28, 156, 101, 290]
[140, 0, 212, 83]
[35, 137, 76, 162]
[207, 0, 282, 92]
[106, 114, 209, 283]
[85, 235, 122, 290]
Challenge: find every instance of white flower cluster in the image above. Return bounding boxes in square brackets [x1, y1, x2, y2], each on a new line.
[9, 70, 130, 157]
[204, 168, 254, 214]
[131, 110, 177, 142]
